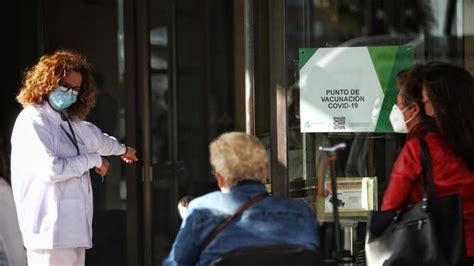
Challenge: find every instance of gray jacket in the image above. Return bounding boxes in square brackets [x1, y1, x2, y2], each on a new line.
[0, 178, 26, 266]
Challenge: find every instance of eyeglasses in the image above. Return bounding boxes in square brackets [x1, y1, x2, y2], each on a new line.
[59, 82, 81, 96]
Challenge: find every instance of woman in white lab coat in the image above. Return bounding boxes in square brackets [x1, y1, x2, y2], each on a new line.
[10, 50, 138, 266]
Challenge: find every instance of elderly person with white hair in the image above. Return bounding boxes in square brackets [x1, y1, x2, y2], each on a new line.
[163, 132, 320, 266]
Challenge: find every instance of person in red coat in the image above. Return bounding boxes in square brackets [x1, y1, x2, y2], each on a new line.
[382, 62, 474, 262]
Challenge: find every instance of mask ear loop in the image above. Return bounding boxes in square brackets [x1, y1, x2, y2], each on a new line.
[403, 103, 418, 124]
[400, 102, 415, 113]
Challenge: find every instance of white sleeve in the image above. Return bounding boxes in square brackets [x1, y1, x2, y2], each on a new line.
[78, 121, 127, 156]
[11, 112, 102, 183]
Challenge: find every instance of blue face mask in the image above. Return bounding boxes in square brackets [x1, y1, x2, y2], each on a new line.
[48, 86, 78, 110]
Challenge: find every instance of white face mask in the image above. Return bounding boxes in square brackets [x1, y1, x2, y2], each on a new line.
[389, 104, 415, 133]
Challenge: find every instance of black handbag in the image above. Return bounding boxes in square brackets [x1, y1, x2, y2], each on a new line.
[365, 138, 465, 266]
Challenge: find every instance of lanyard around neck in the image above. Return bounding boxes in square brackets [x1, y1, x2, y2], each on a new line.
[60, 118, 80, 156]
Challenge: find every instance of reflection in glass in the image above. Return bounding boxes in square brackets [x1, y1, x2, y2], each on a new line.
[149, 1, 234, 264]
[285, 0, 465, 263]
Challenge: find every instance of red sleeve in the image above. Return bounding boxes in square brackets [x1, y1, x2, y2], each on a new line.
[381, 138, 422, 211]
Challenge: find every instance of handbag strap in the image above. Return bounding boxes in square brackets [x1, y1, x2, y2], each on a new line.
[419, 138, 436, 207]
[198, 192, 268, 253]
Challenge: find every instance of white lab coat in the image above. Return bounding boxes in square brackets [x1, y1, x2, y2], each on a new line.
[10, 103, 127, 250]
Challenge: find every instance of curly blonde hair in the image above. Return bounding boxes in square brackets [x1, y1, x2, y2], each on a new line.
[17, 50, 96, 120]
[210, 132, 268, 188]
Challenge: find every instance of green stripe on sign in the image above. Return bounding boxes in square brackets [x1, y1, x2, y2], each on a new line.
[368, 46, 398, 93]
[299, 48, 317, 70]
[375, 46, 414, 132]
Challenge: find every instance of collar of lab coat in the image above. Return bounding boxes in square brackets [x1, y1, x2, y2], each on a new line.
[38, 103, 67, 124]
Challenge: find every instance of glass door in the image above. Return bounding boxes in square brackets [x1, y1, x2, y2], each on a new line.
[41, 0, 140, 265]
[147, 0, 234, 264]
[269, 0, 469, 264]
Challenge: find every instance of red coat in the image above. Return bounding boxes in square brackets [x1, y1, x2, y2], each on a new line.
[382, 132, 474, 256]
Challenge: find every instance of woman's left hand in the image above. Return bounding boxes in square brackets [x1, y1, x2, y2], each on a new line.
[121, 147, 139, 164]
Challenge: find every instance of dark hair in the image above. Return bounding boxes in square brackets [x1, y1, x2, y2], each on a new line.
[422, 62, 474, 171]
[397, 64, 429, 124]
[178, 195, 194, 208]
[398, 65, 425, 106]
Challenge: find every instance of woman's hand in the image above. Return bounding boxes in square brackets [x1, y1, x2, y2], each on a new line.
[95, 157, 110, 176]
[121, 147, 138, 164]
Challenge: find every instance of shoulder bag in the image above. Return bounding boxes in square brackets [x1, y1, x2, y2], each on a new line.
[365, 138, 465, 266]
[198, 193, 268, 253]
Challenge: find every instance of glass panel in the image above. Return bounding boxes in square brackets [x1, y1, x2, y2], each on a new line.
[41, 1, 134, 264]
[284, 0, 465, 263]
[42, 0, 133, 265]
[149, 1, 234, 264]
[285, 0, 466, 203]
[149, 0, 172, 263]
[467, 1, 474, 73]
